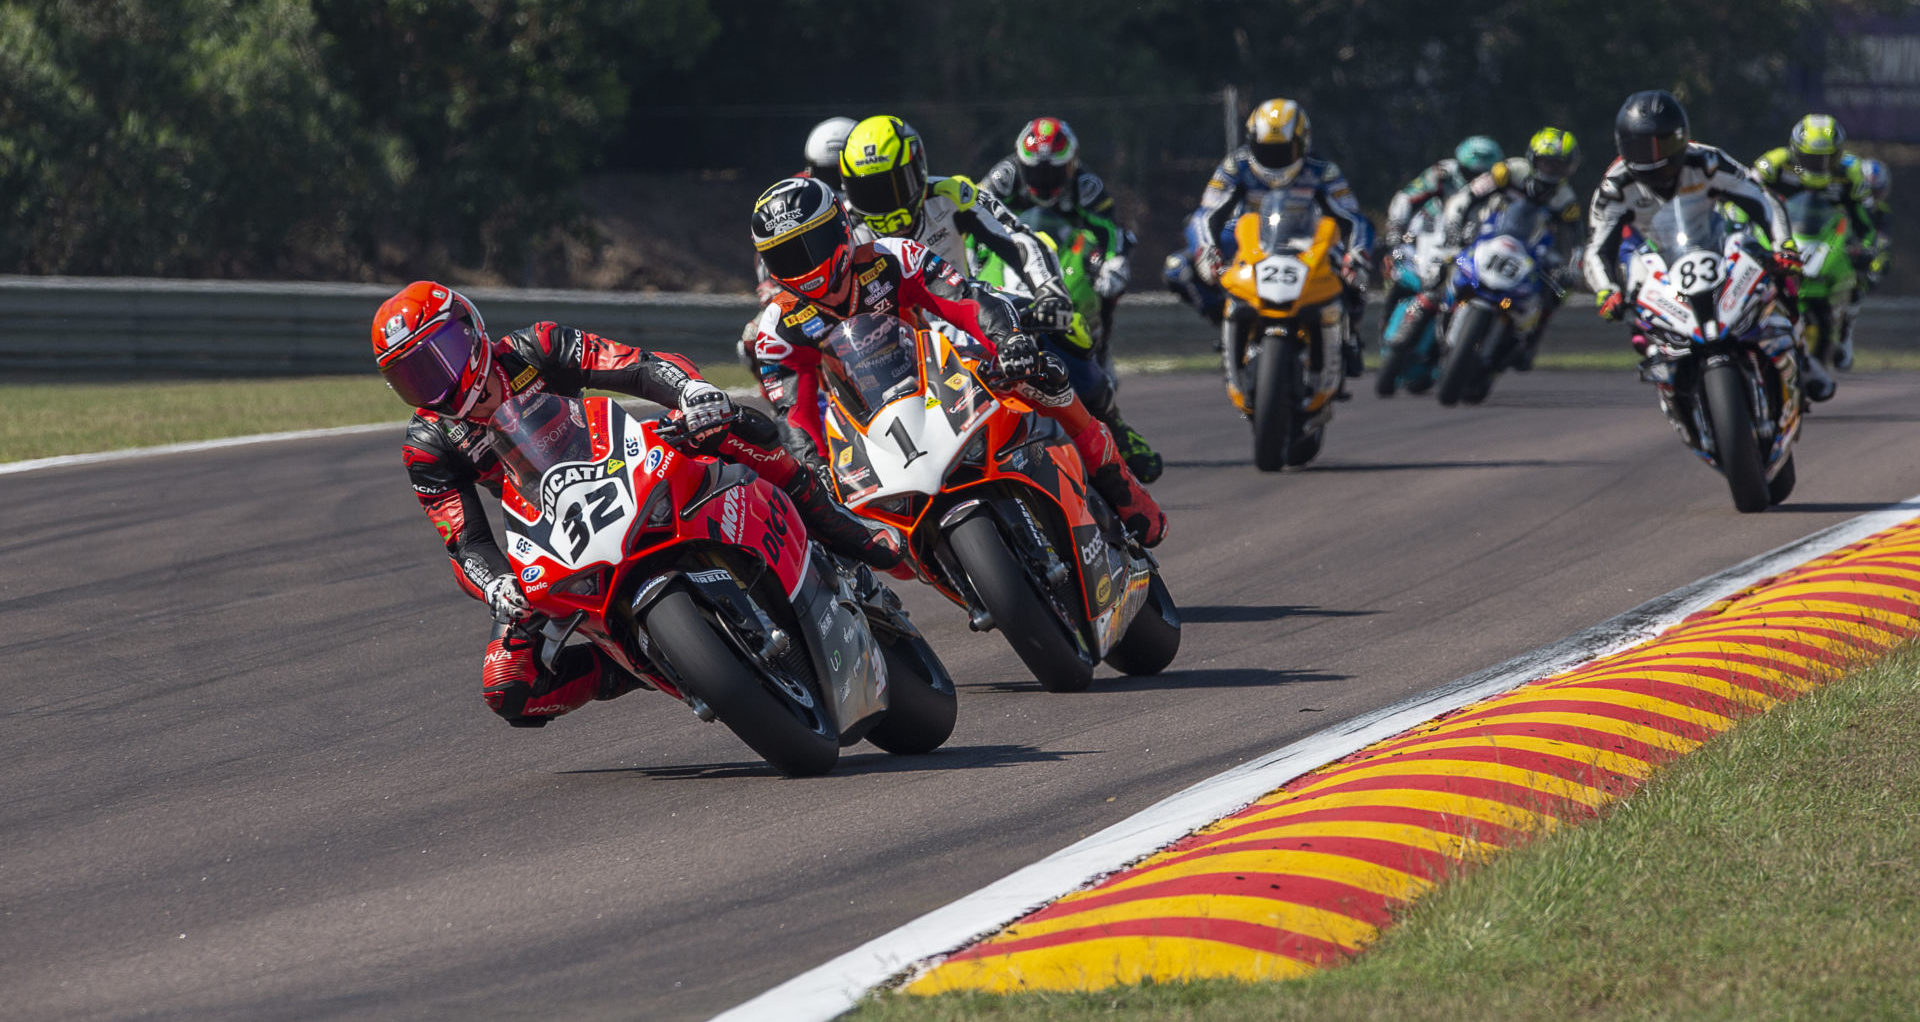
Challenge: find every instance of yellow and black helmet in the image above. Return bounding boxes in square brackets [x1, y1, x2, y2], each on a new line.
[1789, 114, 1845, 189]
[1527, 127, 1581, 185]
[1245, 98, 1309, 181]
[839, 115, 929, 236]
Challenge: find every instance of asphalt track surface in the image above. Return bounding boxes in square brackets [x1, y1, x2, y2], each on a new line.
[8, 364, 1920, 1021]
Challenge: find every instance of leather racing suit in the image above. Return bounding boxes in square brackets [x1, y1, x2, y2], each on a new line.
[752, 236, 1166, 546]
[1753, 147, 1881, 362]
[404, 322, 891, 727]
[1436, 158, 1584, 367]
[982, 159, 1138, 340]
[1165, 147, 1377, 335]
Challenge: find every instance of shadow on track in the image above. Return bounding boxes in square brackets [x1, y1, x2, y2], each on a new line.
[1769, 500, 1920, 514]
[980, 665, 1346, 694]
[560, 743, 1092, 781]
[1305, 458, 1613, 473]
[1180, 604, 1377, 623]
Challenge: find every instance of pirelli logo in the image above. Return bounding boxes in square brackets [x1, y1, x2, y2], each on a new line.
[783, 306, 818, 327]
[857, 259, 888, 286]
[511, 365, 539, 390]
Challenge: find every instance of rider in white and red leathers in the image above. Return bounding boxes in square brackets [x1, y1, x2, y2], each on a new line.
[748, 176, 1166, 547]
[1581, 90, 1833, 401]
[1165, 98, 1376, 380]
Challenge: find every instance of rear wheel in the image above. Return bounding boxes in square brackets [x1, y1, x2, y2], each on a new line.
[1252, 333, 1302, 472]
[1375, 326, 1418, 398]
[864, 629, 957, 755]
[1437, 303, 1493, 407]
[1103, 573, 1182, 676]
[948, 515, 1093, 693]
[1768, 452, 1798, 507]
[644, 589, 839, 776]
[1703, 362, 1771, 513]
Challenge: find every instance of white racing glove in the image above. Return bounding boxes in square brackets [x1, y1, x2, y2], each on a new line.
[1194, 245, 1225, 285]
[1094, 256, 1130, 299]
[485, 574, 534, 625]
[678, 380, 733, 441]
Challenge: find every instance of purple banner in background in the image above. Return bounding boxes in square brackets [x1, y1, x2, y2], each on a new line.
[1822, 14, 1920, 142]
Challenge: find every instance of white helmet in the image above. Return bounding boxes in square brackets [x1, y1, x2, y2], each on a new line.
[804, 117, 857, 189]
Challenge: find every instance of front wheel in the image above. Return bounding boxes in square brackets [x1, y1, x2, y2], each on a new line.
[1768, 452, 1797, 507]
[644, 589, 839, 777]
[1437, 303, 1493, 407]
[1103, 573, 1182, 676]
[1702, 362, 1771, 513]
[1252, 333, 1302, 472]
[948, 514, 1094, 693]
[864, 628, 957, 755]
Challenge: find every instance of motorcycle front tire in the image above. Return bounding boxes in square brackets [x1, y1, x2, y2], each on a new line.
[1252, 332, 1302, 472]
[645, 589, 840, 777]
[1437, 302, 1493, 407]
[1703, 362, 1772, 513]
[949, 514, 1094, 693]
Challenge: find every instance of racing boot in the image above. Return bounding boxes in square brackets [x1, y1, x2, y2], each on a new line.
[1070, 419, 1167, 548]
[1800, 350, 1836, 403]
[1112, 417, 1164, 485]
[784, 468, 904, 571]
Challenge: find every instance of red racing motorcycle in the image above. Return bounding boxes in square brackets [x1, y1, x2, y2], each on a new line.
[492, 389, 955, 776]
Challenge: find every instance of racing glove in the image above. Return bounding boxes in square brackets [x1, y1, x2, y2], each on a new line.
[1194, 245, 1225, 285]
[678, 380, 733, 442]
[1028, 287, 1076, 332]
[991, 333, 1043, 381]
[485, 574, 534, 625]
[1771, 241, 1804, 279]
[1094, 256, 1130, 299]
[1341, 248, 1372, 290]
[1596, 289, 1626, 322]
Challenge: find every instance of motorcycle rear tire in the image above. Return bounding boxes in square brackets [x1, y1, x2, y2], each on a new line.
[1768, 452, 1798, 507]
[1102, 573, 1182, 676]
[1437, 303, 1493, 407]
[949, 515, 1094, 693]
[1252, 333, 1301, 472]
[864, 629, 958, 755]
[1703, 363, 1772, 513]
[645, 589, 839, 777]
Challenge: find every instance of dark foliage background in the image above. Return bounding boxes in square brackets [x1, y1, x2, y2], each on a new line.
[1, 0, 1907, 290]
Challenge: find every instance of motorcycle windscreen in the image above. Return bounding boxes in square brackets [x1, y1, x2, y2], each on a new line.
[489, 391, 596, 493]
[1490, 199, 1550, 245]
[1786, 191, 1839, 239]
[1643, 191, 1725, 261]
[821, 313, 923, 426]
[1257, 188, 1319, 253]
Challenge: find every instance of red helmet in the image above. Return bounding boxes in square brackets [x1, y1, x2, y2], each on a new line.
[371, 281, 493, 418]
[1014, 116, 1078, 207]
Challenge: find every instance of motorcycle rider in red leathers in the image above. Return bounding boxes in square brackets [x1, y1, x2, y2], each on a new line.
[372, 281, 899, 728]
[747, 176, 1168, 548]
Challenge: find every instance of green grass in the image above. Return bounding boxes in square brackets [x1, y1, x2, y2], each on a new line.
[853, 642, 1920, 1021]
[0, 365, 760, 464]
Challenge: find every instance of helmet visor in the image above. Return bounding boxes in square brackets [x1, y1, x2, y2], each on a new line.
[1020, 160, 1070, 201]
[1796, 150, 1835, 179]
[1250, 138, 1304, 173]
[760, 210, 851, 287]
[1531, 153, 1574, 184]
[842, 163, 925, 222]
[381, 318, 482, 411]
[1619, 131, 1686, 173]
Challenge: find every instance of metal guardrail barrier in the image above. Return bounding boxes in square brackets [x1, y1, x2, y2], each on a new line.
[0, 275, 1910, 379]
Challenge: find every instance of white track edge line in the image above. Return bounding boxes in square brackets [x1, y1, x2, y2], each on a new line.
[0, 390, 764, 477]
[711, 494, 1920, 1022]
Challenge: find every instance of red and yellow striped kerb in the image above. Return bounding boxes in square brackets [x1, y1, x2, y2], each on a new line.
[910, 518, 1920, 994]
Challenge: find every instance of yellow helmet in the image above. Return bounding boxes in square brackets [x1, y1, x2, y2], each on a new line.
[1789, 113, 1844, 189]
[839, 115, 929, 236]
[1245, 98, 1309, 182]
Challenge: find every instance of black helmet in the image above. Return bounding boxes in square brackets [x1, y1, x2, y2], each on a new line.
[752, 177, 854, 308]
[1614, 90, 1690, 195]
